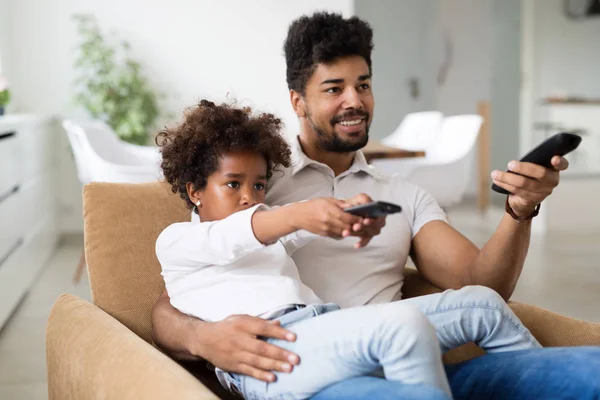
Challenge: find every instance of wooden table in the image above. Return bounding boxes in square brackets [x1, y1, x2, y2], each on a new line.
[362, 140, 425, 163]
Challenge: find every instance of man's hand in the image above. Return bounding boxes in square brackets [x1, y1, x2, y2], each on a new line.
[491, 156, 569, 218]
[289, 198, 362, 239]
[343, 193, 387, 248]
[198, 315, 299, 383]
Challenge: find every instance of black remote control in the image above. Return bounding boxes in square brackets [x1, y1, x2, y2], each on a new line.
[492, 132, 582, 195]
[344, 201, 402, 218]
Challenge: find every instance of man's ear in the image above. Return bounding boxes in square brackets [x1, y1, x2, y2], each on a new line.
[290, 90, 307, 118]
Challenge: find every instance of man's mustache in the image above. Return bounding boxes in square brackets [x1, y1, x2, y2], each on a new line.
[332, 111, 369, 124]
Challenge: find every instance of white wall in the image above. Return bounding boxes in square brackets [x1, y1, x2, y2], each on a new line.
[433, 0, 523, 203]
[529, 0, 600, 148]
[489, 0, 522, 206]
[354, 1, 494, 198]
[533, 0, 600, 101]
[6, 0, 353, 233]
[433, 0, 493, 198]
[8, 0, 354, 131]
[433, 0, 491, 115]
[354, 0, 494, 137]
[354, 0, 437, 140]
[0, 0, 13, 80]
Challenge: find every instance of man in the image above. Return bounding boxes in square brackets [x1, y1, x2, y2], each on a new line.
[152, 12, 600, 399]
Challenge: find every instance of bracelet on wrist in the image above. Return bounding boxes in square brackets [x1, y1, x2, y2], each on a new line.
[505, 197, 540, 223]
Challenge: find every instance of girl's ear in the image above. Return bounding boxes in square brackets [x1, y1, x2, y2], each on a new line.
[186, 182, 202, 207]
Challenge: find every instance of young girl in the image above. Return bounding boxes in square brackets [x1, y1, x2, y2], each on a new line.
[155, 100, 541, 400]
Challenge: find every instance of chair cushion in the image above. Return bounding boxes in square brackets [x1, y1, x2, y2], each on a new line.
[83, 181, 189, 342]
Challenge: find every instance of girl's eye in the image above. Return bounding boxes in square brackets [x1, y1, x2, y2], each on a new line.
[227, 181, 240, 188]
[255, 183, 265, 191]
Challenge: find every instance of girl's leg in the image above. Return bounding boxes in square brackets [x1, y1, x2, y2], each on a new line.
[402, 285, 542, 354]
[236, 302, 452, 400]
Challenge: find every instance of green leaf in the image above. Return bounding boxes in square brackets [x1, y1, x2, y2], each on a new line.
[0, 89, 10, 106]
[70, 13, 166, 144]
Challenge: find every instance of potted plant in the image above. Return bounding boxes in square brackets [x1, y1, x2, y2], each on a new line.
[0, 75, 9, 116]
[72, 14, 165, 145]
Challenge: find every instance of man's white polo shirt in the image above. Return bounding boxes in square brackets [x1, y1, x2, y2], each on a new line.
[263, 137, 447, 308]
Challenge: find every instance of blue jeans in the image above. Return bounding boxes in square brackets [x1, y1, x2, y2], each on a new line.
[401, 285, 541, 354]
[224, 286, 540, 400]
[311, 347, 600, 400]
[226, 302, 453, 399]
[310, 285, 600, 400]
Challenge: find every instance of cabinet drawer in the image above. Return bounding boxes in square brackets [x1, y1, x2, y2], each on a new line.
[0, 215, 59, 328]
[0, 189, 25, 262]
[0, 166, 58, 262]
[0, 134, 23, 200]
[18, 120, 58, 182]
[18, 166, 59, 230]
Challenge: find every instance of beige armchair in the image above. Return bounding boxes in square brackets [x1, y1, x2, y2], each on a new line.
[46, 182, 600, 399]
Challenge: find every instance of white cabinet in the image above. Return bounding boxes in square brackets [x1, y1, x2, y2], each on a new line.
[538, 103, 600, 176]
[533, 104, 600, 233]
[0, 115, 60, 329]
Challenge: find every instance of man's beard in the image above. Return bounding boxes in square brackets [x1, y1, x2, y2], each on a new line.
[307, 110, 370, 153]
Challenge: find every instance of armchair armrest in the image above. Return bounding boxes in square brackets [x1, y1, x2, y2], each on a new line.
[509, 301, 600, 347]
[402, 266, 600, 364]
[46, 294, 219, 400]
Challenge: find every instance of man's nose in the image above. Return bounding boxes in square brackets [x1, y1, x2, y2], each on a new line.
[343, 87, 363, 109]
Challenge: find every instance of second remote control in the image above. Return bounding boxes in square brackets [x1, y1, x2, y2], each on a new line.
[491, 132, 582, 195]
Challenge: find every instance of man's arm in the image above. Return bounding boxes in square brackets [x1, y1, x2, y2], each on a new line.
[410, 156, 568, 301]
[151, 291, 208, 361]
[411, 216, 530, 301]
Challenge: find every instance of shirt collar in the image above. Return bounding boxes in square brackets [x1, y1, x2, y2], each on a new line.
[290, 135, 384, 180]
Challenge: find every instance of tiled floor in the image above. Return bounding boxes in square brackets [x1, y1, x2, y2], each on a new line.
[0, 206, 599, 399]
[0, 240, 91, 400]
[448, 206, 600, 324]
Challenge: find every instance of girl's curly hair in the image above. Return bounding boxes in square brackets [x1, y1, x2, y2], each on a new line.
[155, 100, 291, 212]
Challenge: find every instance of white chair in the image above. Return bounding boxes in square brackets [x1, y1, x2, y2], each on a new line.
[372, 115, 483, 208]
[62, 119, 163, 282]
[380, 111, 443, 151]
[62, 119, 162, 184]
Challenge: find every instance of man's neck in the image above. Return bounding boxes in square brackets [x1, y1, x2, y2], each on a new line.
[297, 133, 355, 177]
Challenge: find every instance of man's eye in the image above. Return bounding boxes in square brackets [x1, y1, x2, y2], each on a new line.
[359, 83, 370, 90]
[227, 182, 240, 188]
[325, 87, 340, 94]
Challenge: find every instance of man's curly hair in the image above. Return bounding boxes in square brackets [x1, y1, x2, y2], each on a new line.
[155, 100, 291, 212]
[284, 12, 374, 95]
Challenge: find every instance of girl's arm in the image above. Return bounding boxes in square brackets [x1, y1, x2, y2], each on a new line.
[253, 197, 362, 245]
[156, 204, 269, 268]
[157, 199, 363, 268]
